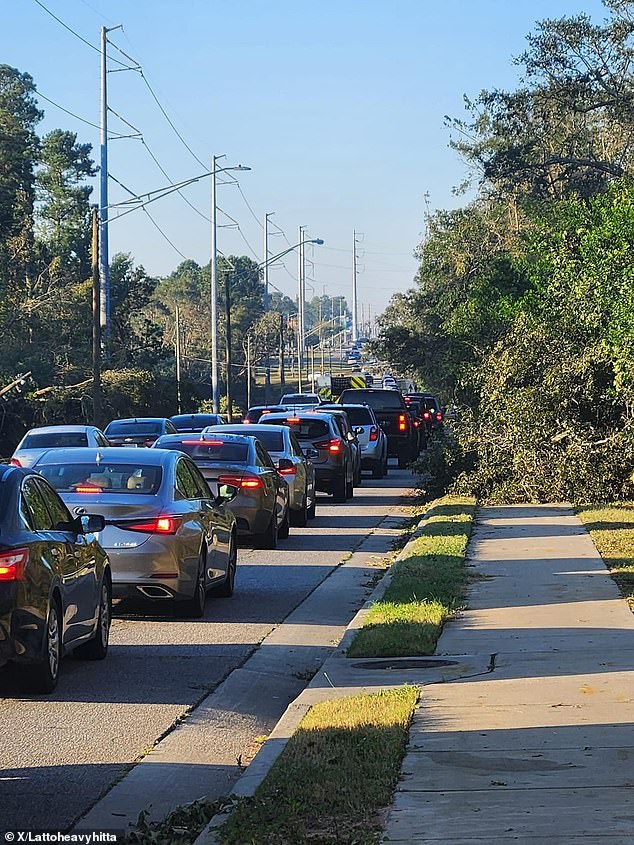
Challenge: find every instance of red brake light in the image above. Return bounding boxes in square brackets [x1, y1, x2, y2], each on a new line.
[218, 473, 263, 490]
[9, 458, 22, 467]
[314, 438, 342, 453]
[398, 414, 407, 432]
[436, 412, 443, 421]
[369, 426, 379, 442]
[198, 439, 224, 446]
[260, 410, 271, 415]
[74, 485, 102, 494]
[278, 465, 297, 476]
[286, 418, 301, 424]
[124, 516, 182, 534]
[423, 411, 431, 420]
[413, 420, 420, 427]
[404, 396, 411, 403]
[0, 548, 29, 581]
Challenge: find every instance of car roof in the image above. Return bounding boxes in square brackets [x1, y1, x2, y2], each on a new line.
[170, 413, 219, 420]
[106, 417, 170, 424]
[208, 424, 286, 433]
[263, 412, 333, 422]
[22, 424, 95, 434]
[29, 446, 177, 467]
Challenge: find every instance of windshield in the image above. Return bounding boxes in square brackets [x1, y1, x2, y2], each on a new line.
[38, 463, 163, 494]
[281, 395, 319, 405]
[219, 428, 284, 452]
[22, 432, 88, 449]
[105, 421, 163, 436]
[262, 418, 329, 439]
[340, 391, 404, 410]
[340, 406, 373, 425]
[159, 440, 249, 463]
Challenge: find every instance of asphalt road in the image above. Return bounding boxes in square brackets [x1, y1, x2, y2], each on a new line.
[0, 466, 413, 833]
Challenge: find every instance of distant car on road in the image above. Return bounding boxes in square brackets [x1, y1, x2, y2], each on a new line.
[339, 388, 417, 468]
[326, 403, 388, 479]
[206, 424, 317, 525]
[103, 418, 177, 448]
[169, 413, 223, 433]
[10, 425, 110, 469]
[243, 405, 287, 424]
[0, 464, 110, 693]
[33, 447, 237, 617]
[153, 432, 289, 550]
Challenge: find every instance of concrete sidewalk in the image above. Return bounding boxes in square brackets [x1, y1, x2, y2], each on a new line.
[383, 504, 634, 844]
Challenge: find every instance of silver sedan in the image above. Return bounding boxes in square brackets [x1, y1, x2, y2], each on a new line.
[31, 447, 238, 618]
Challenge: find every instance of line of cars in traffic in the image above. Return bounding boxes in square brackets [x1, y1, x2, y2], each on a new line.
[0, 390, 441, 693]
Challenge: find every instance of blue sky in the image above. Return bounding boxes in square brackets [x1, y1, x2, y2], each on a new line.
[6, 0, 607, 320]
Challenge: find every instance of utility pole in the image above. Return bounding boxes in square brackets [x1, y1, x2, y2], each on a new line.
[175, 304, 182, 414]
[352, 229, 358, 344]
[339, 297, 343, 362]
[246, 332, 252, 410]
[278, 313, 285, 387]
[297, 225, 305, 392]
[225, 270, 232, 420]
[210, 155, 219, 412]
[91, 206, 101, 426]
[263, 212, 272, 403]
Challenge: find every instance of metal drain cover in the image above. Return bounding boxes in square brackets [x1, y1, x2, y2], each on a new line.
[350, 658, 458, 670]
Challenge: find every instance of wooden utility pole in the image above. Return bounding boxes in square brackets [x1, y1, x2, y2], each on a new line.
[246, 332, 252, 410]
[175, 304, 182, 414]
[225, 275, 232, 420]
[91, 207, 102, 426]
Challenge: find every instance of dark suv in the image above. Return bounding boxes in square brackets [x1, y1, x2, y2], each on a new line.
[339, 389, 417, 468]
[260, 411, 355, 502]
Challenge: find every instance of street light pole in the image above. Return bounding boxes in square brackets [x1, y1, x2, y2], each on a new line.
[210, 155, 219, 411]
[264, 212, 272, 403]
[352, 229, 358, 344]
[297, 225, 304, 392]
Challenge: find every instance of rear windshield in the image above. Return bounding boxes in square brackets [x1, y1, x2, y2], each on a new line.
[219, 429, 284, 452]
[38, 463, 163, 494]
[22, 432, 88, 449]
[340, 406, 373, 425]
[105, 421, 162, 436]
[170, 415, 221, 430]
[245, 407, 284, 422]
[159, 440, 249, 463]
[340, 391, 404, 410]
[262, 418, 329, 439]
[281, 395, 319, 404]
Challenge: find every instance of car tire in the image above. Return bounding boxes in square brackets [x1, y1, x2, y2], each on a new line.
[346, 478, 354, 499]
[307, 494, 316, 520]
[397, 452, 409, 469]
[278, 508, 290, 539]
[178, 551, 207, 618]
[75, 576, 111, 660]
[255, 512, 278, 549]
[332, 474, 347, 503]
[28, 595, 62, 694]
[354, 463, 362, 486]
[372, 458, 383, 479]
[290, 495, 308, 527]
[212, 534, 237, 598]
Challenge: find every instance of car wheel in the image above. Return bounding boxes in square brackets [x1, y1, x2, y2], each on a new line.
[278, 507, 290, 539]
[307, 494, 316, 520]
[28, 596, 62, 694]
[290, 495, 308, 527]
[372, 458, 383, 479]
[75, 576, 111, 660]
[346, 477, 354, 499]
[213, 534, 237, 598]
[255, 511, 278, 549]
[354, 463, 362, 486]
[332, 473, 347, 503]
[178, 551, 207, 618]
[397, 452, 409, 469]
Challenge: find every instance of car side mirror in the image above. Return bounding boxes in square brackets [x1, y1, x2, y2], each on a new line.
[215, 483, 238, 505]
[79, 514, 105, 534]
[277, 458, 294, 472]
[353, 427, 364, 436]
[304, 447, 319, 460]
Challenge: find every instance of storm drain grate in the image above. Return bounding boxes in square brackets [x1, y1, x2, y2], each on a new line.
[350, 658, 458, 670]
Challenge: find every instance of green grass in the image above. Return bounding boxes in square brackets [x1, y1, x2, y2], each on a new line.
[217, 686, 419, 845]
[347, 496, 477, 657]
[576, 502, 634, 610]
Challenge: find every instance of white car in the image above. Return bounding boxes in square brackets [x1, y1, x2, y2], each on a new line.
[10, 425, 110, 468]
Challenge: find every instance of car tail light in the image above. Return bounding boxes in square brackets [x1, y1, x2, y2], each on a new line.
[436, 412, 443, 422]
[243, 419, 252, 424]
[260, 410, 271, 415]
[74, 485, 103, 494]
[413, 420, 420, 428]
[9, 458, 21, 467]
[278, 465, 297, 476]
[314, 438, 343, 454]
[218, 473, 263, 489]
[423, 411, 431, 421]
[286, 417, 301, 423]
[0, 548, 29, 581]
[369, 426, 379, 442]
[124, 516, 182, 534]
[398, 414, 407, 432]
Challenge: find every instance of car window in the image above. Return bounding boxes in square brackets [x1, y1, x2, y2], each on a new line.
[166, 421, 178, 433]
[38, 462, 163, 494]
[255, 441, 274, 468]
[175, 459, 199, 499]
[289, 432, 304, 458]
[341, 406, 373, 426]
[35, 478, 72, 528]
[187, 460, 213, 499]
[97, 433, 110, 447]
[21, 478, 54, 531]
[340, 390, 404, 410]
[158, 439, 250, 462]
[21, 431, 88, 449]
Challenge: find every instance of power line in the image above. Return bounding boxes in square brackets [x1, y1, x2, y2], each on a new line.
[35, 89, 125, 136]
[143, 208, 188, 259]
[235, 182, 264, 229]
[31, 0, 137, 69]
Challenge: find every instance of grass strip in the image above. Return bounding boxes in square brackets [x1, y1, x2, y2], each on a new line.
[218, 686, 419, 845]
[347, 495, 476, 658]
[576, 502, 634, 610]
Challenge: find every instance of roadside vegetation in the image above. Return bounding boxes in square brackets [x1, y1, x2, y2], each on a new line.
[218, 686, 419, 845]
[348, 496, 476, 657]
[375, 2, 634, 505]
[577, 503, 634, 610]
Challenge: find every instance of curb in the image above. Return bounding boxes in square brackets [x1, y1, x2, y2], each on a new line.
[193, 500, 436, 845]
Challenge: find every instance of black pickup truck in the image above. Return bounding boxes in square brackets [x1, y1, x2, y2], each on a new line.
[339, 388, 417, 468]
